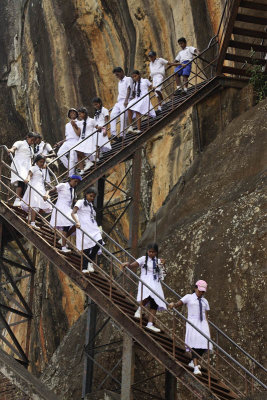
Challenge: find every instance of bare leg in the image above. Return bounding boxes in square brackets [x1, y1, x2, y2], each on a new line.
[148, 308, 157, 324]
[155, 90, 163, 108]
[182, 75, 189, 89]
[136, 112, 141, 131]
[128, 109, 133, 126]
[62, 230, 67, 247]
[66, 225, 76, 237]
[193, 357, 199, 367]
[175, 73, 181, 87]
[76, 151, 85, 170]
[30, 209, 36, 223]
[16, 186, 23, 198]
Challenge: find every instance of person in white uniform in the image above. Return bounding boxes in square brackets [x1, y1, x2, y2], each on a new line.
[127, 70, 156, 134]
[170, 280, 212, 376]
[21, 155, 52, 229]
[56, 108, 80, 176]
[44, 174, 82, 253]
[174, 37, 198, 94]
[8, 132, 35, 206]
[122, 243, 166, 333]
[148, 51, 176, 111]
[92, 97, 111, 154]
[110, 67, 133, 141]
[33, 133, 55, 183]
[75, 107, 98, 175]
[71, 187, 103, 273]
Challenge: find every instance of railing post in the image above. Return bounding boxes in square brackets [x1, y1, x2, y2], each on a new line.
[109, 258, 113, 299]
[172, 312, 176, 357]
[140, 282, 143, 328]
[207, 341, 211, 390]
[81, 232, 84, 271]
[53, 209, 58, 248]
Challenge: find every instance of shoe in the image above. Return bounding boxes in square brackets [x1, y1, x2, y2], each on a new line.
[133, 129, 141, 134]
[146, 324, 161, 333]
[193, 366, 202, 375]
[127, 126, 135, 133]
[13, 198, 21, 207]
[84, 160, 93, 172]
[61, 247, 71, 253]
[30, 222, 40, 229]
[155, 110, 161, 115]
[188, 360, 194, 368]
[87, 262, 95, 272]
[58, 237, 63, 246]
[80, 169, 84, 175]
[183, 88, 188, 94]
[174, 88, 182, 96]
[134, 308, 141, 319]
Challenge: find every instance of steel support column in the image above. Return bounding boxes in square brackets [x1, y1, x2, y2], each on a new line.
[121, 332, 135, 400]
[165, 370, 177, 400]
[129, 149, 142, 258]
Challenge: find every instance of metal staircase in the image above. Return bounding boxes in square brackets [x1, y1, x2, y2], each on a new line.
[216, 0, 267, 77]
[0, 164, 266, 398]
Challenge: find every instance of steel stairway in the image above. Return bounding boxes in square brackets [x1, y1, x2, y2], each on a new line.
[217, 0, 267, 77]
[0, 201, 242, 400]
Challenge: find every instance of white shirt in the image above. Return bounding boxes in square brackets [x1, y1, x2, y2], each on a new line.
[175, 46, 197, 63]
[77, 117, 97, 139]
[65, 119, 80, 141]
[56, 182, 74, 207]
[13, 140, 34, 159]
[136, 255, 161, 278]
[117, 76, 133, 102]
[181, 293, 210, 320]
[149, 58, 168, 78]
[132, 78, 151, 98]
[34, 141, 52, 156]
[94, 106, 109, 127]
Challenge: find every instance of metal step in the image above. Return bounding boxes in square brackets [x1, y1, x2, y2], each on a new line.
[233, 26, 267, 39]
[229, 39, 267, 52]
[240, 0, 267, 11]
[225, 53, 266, 65]
[236, 13, 267, 25]
[222, 66, 251, 77]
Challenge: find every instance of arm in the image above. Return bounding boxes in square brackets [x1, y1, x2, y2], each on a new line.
[71, 206, 80, 228]
[121, 260, 139, 270]
[70, 120, 81, 137]
[24, 170, 33, 184]
[8, 146, 17, 154]
[43, 187, 57, 201]
[124, 86, 131, 107]
[169, 299, 183, 309]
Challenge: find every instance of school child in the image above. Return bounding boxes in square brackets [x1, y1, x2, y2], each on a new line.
[127, 70, 156, 134]
[44, 175, 82, 253]
[71, 187, 103, 273]
[122, 243, 166, 333]
[56, 108, 80, 176]
[8, 132, 35, 206]
[174, 37, 198, 94]
[21, 155, 52, 228]
[110, 67, 133, 141]
[92, 97, 112, 153]
[34, 133, 55, 183]
[169, 280, 212, 376]
[148, 51, 176, 111]
[75, 107, 99, 175]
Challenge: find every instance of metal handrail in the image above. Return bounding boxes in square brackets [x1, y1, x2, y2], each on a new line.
[46, 40, 218, 174]
[0, 152, 266, 392]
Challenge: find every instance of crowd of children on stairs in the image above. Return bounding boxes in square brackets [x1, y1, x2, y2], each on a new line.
[6, 38, 210, 375]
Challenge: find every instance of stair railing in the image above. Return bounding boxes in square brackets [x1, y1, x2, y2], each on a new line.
[0, 150, 266, 397]
[46, 41, 219, 186]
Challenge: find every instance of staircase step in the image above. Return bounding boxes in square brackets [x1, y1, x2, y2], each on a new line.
[229, 39, 267, 52]
[236, 13, 267, 25]
[240, 0, 267, 11]
[233, 26, 267, 39]
[225, 53, 266, 65]
[222, 66, 251, 77]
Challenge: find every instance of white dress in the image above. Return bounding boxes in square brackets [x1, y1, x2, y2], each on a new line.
[10, 140, 33, 184]
[74, 199, 102, 251]
[21, 166, 52, 213]
[136, 256, 166, 311]
[93, 107, 112, 152]
[50, 183, 75, 228]
[75, 118, 97, 157]
[34, 141, 53, 183]
[128, 79, 156, 117]
[181, 293, 212, 351]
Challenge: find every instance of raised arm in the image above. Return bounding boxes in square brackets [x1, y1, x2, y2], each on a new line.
[70, 120, 81, 137]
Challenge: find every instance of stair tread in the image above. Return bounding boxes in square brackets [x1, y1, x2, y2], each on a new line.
[229, 39, 267, 52]
[233, 26, 267, 39]
[236, 13, 267, 25]
[240, 0, 267, 11]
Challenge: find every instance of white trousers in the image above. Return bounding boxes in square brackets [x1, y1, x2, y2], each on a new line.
[57, 141, 78, 175]
[110, 101, 128, 137]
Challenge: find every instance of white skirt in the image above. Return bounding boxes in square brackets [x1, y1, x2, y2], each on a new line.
[75, 135, 95, 155]
[93, 129, 112, 152]
[137, 272, 166, 311]
[21, 184, 52, 213]
[11, 157, 32, 184]
[128, 96, 156, 118]
[185, 318, 213, 351]
[50, 201, 74, 227]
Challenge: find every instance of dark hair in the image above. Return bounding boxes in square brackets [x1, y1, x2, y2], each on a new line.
[33, 154, 45, 165]
[34, 133, 42, 139]
[92, 97, 102, 105]
[143, 243, 159, 274]
[178, 37, 186, 44]
[84, 187, 97, 206]
[68, 108, 78, 119]
[131, 70, 141, 98]
[148, 51, 156, 57]
[26, 132, 36, 139]
[113, 67, 123, 73]
[131, 70, 140, 75]
[78, 107, 88, 115]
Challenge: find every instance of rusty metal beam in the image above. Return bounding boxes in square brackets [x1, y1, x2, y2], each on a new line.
[0, 202, 185, 380]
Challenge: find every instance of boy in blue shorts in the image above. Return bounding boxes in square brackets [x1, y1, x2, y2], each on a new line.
[174, 37, 198, 94]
